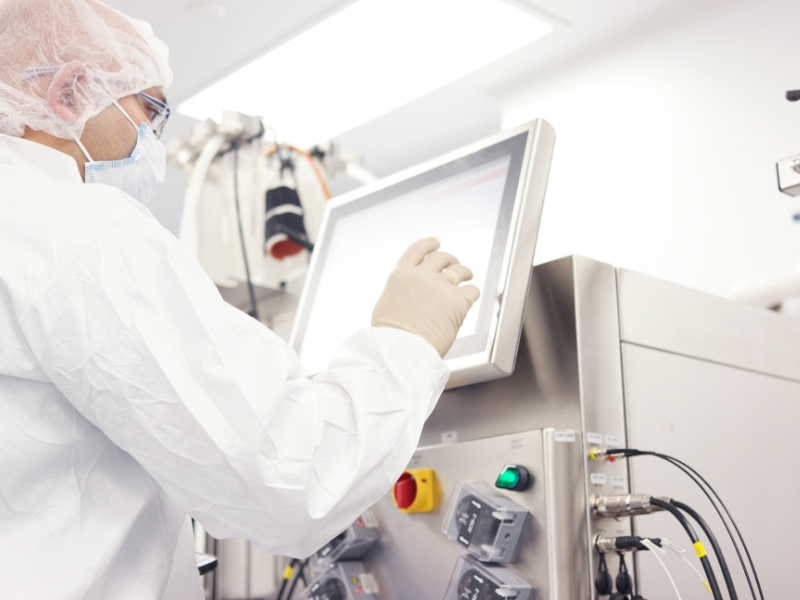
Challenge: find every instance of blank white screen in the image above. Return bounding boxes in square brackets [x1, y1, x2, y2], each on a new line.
[298, 156, 511, 376]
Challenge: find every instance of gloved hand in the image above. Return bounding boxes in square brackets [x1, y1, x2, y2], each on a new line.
[372, 237, 480, 357]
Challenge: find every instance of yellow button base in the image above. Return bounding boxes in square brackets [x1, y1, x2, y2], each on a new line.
[394, 468, 438, 514]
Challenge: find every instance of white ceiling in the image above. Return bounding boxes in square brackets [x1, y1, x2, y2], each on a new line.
[104, 0, 357, 102]
[106, 0, 746, 187]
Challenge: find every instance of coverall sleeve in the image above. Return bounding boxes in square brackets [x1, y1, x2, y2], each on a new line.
[19, 212, 449, 558]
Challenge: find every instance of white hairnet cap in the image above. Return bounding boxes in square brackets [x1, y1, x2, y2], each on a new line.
[0, 0, 173, 140]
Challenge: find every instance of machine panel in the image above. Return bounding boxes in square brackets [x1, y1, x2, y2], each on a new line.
[364, 429, 588, 600]
[623, 342, 800, 599]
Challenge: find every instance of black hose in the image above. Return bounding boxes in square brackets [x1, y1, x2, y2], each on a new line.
[232, 140, 260, 320]
[672, 500, 737, 600]
[611, 448, 760, 599]
[276, 558, 298, 600]
[650, 498, 723, 600]
[285, 558, 309, 599]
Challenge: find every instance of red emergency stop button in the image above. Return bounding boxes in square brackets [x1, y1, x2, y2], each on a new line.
[393, 472, 417, 509]
[392, 468, 437, 513]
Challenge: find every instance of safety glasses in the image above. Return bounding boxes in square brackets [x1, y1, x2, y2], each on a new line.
[137, 92, 171, 139]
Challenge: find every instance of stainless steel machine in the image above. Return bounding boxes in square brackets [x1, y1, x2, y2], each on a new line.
[346, 255, 799, 599]
[203, 116, 798, 598]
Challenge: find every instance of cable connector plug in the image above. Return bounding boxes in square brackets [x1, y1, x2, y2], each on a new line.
[591, 494, 668, 518]
[594, 534, 662, 554]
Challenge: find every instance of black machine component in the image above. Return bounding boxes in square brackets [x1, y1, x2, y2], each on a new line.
[595, 553, 613, 597]
[265, 185, 310, 259]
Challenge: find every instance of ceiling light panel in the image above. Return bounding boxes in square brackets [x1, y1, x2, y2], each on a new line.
[179, 0, 552, 147]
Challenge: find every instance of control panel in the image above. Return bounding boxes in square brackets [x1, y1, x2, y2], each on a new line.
[360, 429, 587, 599]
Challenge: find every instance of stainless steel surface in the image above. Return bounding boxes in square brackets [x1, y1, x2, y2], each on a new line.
[618, 267, 800, 382]
[622, 340, 800, 599]
[365, 429, 585, 600]
[290, 119, 556, 389]
[488, 119, 557, 384]
[542, 429, 590, 600]
[423, 256, 631, 598]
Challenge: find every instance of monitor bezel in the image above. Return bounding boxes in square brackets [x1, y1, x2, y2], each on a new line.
[290, 119, 555, 388]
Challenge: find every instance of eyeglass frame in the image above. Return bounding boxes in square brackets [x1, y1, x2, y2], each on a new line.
[137, 92, 170, 139]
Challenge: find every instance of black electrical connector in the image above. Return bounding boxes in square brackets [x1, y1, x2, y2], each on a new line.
[616, 553, 632, 596]
[787, 90, 800, 102]
[595, 552, 614, 596]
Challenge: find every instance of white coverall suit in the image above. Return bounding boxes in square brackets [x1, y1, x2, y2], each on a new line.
[0, 133, 448, 599]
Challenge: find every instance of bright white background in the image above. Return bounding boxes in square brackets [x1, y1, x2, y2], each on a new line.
[500, 0, 800, 297]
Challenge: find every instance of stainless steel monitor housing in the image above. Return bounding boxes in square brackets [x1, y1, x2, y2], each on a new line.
[290, 119, 555, 388]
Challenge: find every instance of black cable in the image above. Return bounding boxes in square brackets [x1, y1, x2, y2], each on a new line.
[276, 558, 298, 600]
[672, 500, 737, 600]
[650, 498, 723, 600]
[232, 139, 260, 320]
[612, 449, 761, 600]
[285, 558, 310, 600]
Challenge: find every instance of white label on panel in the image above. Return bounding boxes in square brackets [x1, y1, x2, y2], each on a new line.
[590, 473, 607, 486]
[441, 431, 458, 445]
[554, 431, 576, 443]
[358, 573, 379, 594]
[359, 509, 379, 529]
[611, 475, 626, 490]
[605, 435, 621, 448]
[586, 432, 603, 445]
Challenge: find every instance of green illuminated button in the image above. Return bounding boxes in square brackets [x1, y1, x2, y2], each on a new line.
[495, 465, 531, 491]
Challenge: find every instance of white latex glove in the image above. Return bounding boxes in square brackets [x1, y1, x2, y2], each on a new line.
[372, 237, 481, 357]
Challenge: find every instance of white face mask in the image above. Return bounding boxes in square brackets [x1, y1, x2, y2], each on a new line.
[73, 99, 167, 205]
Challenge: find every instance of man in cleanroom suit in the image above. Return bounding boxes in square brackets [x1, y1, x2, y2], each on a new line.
[0, 1, 480, 598]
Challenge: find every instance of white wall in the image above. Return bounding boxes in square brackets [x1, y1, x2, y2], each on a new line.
[501, 0, 800, 297]
[501, 0, 800, 295]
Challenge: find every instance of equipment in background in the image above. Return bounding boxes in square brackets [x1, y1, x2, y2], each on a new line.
[731, 264, 800, 317]
[443, 555, 532, 600]
[291, 119, 556, 388]
[311, 512, 380, 576]
[440, 480, 529, 563]
[166, 112, 377, 293]
[296, 562, 378, 600]
[778, 89, 800, 196]
[196, 552, 218, 576]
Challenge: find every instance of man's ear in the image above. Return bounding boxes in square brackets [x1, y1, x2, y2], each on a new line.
[46, 61, 89, 124]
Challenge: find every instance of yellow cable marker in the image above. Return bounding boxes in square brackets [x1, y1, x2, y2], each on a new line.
[694, 541, 707, 558]
[282, 565, 294, 580]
